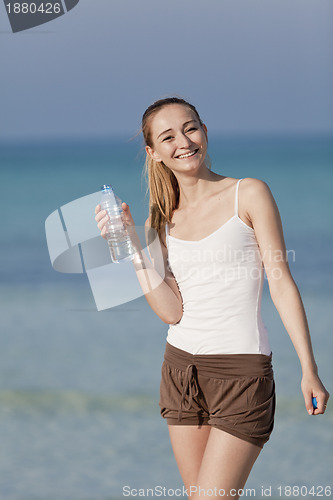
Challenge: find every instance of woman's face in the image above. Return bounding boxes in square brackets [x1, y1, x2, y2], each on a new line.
[146, 104, 208, 176]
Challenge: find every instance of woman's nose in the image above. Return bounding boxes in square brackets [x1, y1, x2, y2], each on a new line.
[176, 133, 192, 149]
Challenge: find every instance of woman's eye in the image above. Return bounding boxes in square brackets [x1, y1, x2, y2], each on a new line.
[186, 127, 197, 133]
[162, 136, 173, 142]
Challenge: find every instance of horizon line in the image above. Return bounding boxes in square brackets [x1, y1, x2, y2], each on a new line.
[1, 131, 333, 147]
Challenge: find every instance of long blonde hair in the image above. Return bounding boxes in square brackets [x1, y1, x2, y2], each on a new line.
[141, 97, 211, 240]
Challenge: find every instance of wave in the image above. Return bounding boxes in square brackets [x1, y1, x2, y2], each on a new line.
[0, 389, 156, 415]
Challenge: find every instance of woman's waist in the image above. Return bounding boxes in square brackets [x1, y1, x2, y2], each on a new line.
[170, 308, 266, 329]
[163, 340, 273, 379]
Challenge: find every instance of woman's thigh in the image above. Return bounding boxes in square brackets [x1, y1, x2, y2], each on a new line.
[168, 424, 211, 491]
[192, 427, 262, 500]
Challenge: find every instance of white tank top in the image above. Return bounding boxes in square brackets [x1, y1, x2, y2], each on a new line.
[165, 178, 271, 355]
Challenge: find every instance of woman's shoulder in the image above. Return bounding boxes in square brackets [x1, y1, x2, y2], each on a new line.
[237, 178, 276, 230]
[239, 177, 272, 198]
[214, 175, 269, 191]
[213, 176, 271, 201]
[239, 178, 276, 217]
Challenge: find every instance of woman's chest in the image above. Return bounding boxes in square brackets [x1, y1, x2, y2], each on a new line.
[167, 220, 260, 272]
[169, 202, 235, 241]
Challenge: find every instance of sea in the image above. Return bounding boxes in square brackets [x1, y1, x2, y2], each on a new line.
[0, 135, 332, 500]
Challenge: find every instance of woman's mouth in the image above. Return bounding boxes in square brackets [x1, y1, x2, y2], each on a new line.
[176, 149, 199, 159]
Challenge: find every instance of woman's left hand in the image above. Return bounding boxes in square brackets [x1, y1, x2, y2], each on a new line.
[301, 373, 330, 415]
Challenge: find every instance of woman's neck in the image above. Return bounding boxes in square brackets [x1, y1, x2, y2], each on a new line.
[176, 171, 226, 210]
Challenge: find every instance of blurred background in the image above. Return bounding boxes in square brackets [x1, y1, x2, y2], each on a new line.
[0, 1, 332, 499]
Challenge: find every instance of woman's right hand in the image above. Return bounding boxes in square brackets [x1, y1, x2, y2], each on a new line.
[94, 202, 141, 249]
[94, 204, 109, 239]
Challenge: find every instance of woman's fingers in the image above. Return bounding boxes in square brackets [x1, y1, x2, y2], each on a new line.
[94, 205, 109, 239]
[95, 205, 105, 222]
[313, 391, 330, 415]
[302, 376, 330, 415]
[312, 397, 327, 415]
[97, 213, 109, 231]
[95, 202, 136, 242]
[122, 202, 135, 226]
[101, 224, 107, 237]
[304, 391, 314, 415]
[95, 205, 109, 226]
[96, 212, 108, 239]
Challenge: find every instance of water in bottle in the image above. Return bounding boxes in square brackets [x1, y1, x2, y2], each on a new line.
[100, 184, 136, 263]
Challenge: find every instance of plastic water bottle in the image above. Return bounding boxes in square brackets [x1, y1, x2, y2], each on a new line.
[100, 184, 136, 263]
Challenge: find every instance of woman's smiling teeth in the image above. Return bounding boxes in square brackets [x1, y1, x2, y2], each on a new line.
[176, 149, 199, 159]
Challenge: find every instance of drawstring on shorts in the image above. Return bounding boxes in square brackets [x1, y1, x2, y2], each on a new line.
[178, 363, 199, 421]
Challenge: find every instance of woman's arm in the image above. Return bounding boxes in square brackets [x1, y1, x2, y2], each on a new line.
[131, 211, 183, 325]
[242, 178, 329, 415]
[95, 202, 183, 325]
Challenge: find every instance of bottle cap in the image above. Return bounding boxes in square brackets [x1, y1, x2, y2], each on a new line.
[101, 184, 112, 191]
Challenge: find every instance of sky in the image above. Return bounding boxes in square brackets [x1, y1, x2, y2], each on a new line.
[1, 0, 333, 141]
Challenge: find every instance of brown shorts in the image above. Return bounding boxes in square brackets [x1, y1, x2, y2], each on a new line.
[159, 342, 276, 448]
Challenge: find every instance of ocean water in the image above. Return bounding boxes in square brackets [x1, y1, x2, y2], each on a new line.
[0, 136, 332, 500]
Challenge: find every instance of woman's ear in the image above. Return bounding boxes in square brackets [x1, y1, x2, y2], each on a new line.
[146, 145, 162, 162]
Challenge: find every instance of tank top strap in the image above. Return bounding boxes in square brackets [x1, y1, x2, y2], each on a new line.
[234, 178, 244, 217]
[165, 222, 169, 250]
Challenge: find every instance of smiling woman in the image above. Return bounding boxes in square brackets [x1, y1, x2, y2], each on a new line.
[94, 96, 329, 500]
[141, 97, 212, 240]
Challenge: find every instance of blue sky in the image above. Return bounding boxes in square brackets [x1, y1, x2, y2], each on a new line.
[1, 0, 333, 140]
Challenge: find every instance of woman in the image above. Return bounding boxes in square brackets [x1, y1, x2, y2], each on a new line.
[95, 97, 329, 499]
